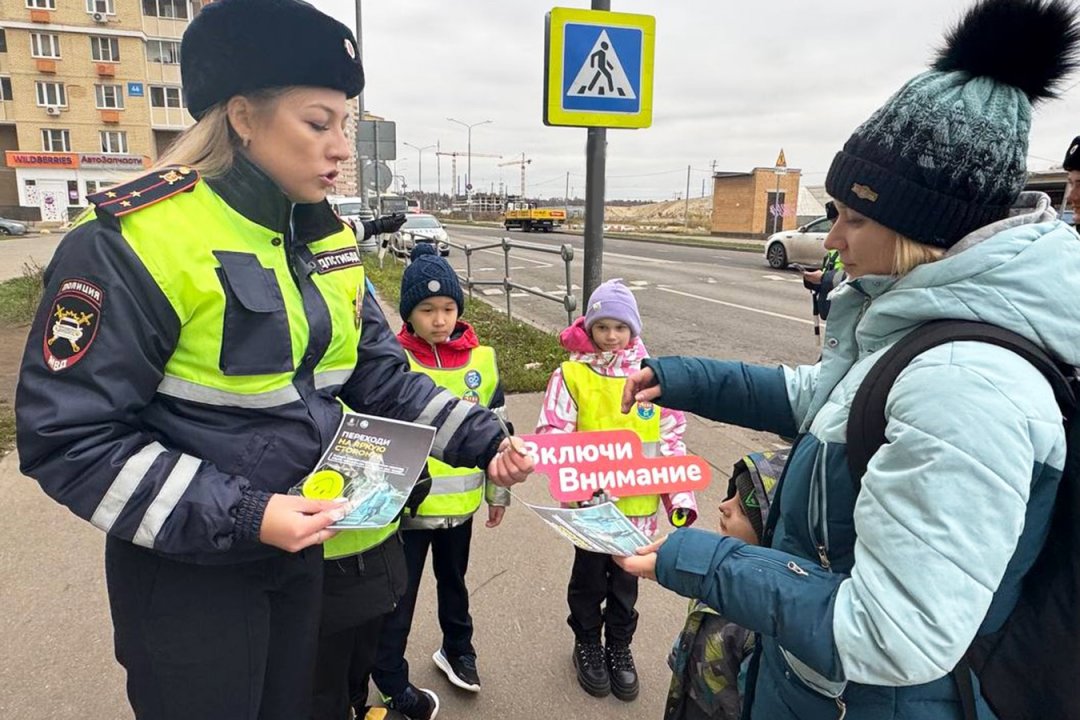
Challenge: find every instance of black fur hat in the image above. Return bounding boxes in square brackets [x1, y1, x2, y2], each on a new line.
[181, 0, 364, 120]
[1064, 136, 1080, 172]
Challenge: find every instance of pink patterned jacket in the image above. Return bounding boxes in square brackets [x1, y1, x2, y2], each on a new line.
[535, 317, 698, 537]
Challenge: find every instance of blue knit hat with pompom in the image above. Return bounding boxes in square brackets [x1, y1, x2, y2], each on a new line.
[399, 243, 465, 321]
[826, 0, 1080, 248]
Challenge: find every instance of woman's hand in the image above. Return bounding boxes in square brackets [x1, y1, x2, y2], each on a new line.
[613, 535, 667, 581]
[258, 494, 346, 552]
[621, 367, 661, 414]
[486, 437, 534, 487]
[486, 504, 506, 528]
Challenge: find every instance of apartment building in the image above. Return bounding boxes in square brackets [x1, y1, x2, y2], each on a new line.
[0, 0, 206, 221]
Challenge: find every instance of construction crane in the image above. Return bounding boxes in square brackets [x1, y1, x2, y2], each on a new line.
[498, 153, 532, 197]
[435, 150, 501, 197]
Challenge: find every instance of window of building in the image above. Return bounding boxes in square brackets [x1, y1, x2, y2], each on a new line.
[31, 33, 61, 59]
[0, 29, 7, 53]
[142, 0, 189, 20]
[90, 36, 120, 62]
[100, 130, 128, 154]
[36, 81, 67, 107]
[42, 129, 70, 152]
[86, 0, 115, 14]
[0, 78, 11, 101]
[146, 39, 181, 64]
[86, 180, 114, 195]
[26, 0, 56, 9]
[150, 85, 184, 108]
[95, 84, 124, 109]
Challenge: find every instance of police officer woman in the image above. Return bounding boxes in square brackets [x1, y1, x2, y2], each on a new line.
[14, 2, 531, 719]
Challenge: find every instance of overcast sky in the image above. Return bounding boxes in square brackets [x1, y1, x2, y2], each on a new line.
[309, 0, 1080, 201]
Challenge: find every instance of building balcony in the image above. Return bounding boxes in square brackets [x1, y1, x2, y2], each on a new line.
[150, 106, 193, 130]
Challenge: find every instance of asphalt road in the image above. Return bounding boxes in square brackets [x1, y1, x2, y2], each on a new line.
[443, 225, 823, 368]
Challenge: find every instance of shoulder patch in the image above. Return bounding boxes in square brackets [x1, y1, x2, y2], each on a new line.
[43, 278, 103, 372]
[88, 165, 200, 218]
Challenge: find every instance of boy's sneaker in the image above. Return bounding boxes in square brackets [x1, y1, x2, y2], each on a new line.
[606, 642, 639, 701]
[432, 648, 481, 692]
[382, 685, 440, 720]
[572, 638, 611, 697]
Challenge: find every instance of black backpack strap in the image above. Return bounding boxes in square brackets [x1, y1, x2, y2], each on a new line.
[847, 319, 1075, 492]
[953, 655, 978, 720]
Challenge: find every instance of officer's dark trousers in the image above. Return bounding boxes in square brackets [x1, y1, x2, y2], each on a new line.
[313, 533, 407, 720]
[372, 518, 476, 698]
[105, 535, 323, 720]
[567, 546, 639, 645]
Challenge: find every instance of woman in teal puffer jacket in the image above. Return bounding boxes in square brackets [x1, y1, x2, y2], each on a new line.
[617, 1, 1080, 718]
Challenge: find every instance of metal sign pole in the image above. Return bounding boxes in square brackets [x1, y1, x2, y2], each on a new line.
[582, 0, 611, 308]
[354, 0, 366, 205]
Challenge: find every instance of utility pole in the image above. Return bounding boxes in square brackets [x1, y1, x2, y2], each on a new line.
[447, 118, 493, 222]
[354, 0, 366, 204]
[684, 165, 691, 228]
[582, 0, 610, 304]
[403, 142, 435, 210]
[565, 171, 570, 217]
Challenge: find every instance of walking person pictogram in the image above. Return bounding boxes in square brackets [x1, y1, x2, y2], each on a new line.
[582, 41, 624, 96]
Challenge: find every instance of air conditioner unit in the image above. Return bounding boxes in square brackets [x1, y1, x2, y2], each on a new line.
[45, 106, 60, 116]
[91, 11, 106, 23]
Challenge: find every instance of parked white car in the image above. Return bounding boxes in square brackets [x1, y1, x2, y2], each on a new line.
[390, 214, 450, 258]
[764, 215, 833, 269]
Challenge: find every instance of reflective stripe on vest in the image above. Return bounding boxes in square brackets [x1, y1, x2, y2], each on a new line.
[323, 519, 399, 560]
[406, 345, 498, 517]
[560, 360, 663, 518]
[116, 181, 364, 408]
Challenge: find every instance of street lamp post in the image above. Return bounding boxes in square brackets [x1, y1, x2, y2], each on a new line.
[448, 117, 492, 221]
[403, 142, 435, 210]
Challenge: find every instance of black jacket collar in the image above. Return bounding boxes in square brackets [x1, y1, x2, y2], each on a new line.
[206, 153, 343, 244]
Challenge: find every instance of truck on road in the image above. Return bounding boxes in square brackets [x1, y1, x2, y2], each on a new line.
[503, 199, 566, 233]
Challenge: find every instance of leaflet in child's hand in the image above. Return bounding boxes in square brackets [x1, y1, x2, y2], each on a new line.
[292, 412, 435, 530]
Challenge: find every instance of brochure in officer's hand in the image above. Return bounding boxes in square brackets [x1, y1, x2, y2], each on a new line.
[292, 412, 435, 530]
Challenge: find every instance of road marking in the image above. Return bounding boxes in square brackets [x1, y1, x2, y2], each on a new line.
[763, 273, 802, 284]
[656, 286, 814, 326]
[474, 247, 552, 268]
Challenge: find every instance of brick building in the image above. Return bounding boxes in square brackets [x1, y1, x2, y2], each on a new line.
[0, 0, 207, 221]
[710, 167, 802, 237]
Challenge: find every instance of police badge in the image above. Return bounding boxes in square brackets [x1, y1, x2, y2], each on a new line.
[44, 279, 103, 372]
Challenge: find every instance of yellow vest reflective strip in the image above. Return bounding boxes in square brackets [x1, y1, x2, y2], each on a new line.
[323, 518, 399, 560]
[406, 346, 498, 518]
[560, 361, 663, 518]
[116, 181, 364, 403]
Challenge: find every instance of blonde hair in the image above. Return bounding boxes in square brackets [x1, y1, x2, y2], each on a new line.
[893, 234, 945, 276]
[152, 89, 291, 179]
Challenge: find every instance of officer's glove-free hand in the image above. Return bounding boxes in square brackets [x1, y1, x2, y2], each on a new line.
[373, 212, 407, 235]
[258, 494, 346, 553]
[487, 437, 533, 488]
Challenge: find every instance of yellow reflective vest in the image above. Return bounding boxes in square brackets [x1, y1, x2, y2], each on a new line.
[560, 361, 662, 518]
[406, 345, 499, 518]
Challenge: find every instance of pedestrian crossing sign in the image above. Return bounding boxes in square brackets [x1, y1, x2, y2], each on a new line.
[544, 7, 655, 129]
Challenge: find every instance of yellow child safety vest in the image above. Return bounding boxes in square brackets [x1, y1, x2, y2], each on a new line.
[560, 361, 663, 518]
[406, 345, 499, 517]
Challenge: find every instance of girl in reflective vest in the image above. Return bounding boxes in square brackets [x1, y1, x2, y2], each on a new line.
[369, 243, 512, 718]
[536, 278, 697, 703]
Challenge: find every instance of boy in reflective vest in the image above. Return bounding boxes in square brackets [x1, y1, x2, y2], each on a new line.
[536, 279, 698, 702]
[372, 243, 511, 715]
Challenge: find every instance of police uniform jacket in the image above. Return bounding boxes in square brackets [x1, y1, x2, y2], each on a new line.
[16, 155, 505, 565]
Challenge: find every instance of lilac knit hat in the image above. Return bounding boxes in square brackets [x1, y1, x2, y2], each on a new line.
[584, 279, 641, 337]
